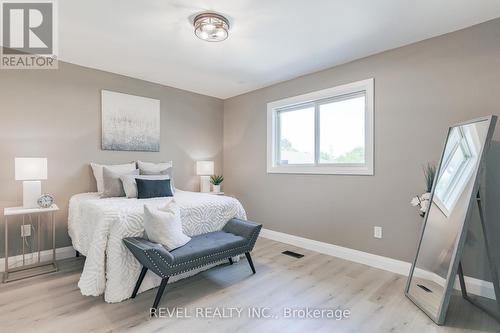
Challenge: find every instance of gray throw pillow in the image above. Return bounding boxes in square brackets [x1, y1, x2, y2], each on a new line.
[102, 167, 139, 198]
[90, 162, 136, 193]
[137, 160, 172, 175]
[141, 167, 172, 177]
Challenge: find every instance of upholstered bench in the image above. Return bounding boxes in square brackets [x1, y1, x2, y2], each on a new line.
[123, 218, 262, 311]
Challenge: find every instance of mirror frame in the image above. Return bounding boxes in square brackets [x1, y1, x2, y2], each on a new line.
[405, 115, 497, 325]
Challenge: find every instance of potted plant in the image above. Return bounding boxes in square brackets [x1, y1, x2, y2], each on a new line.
[210, 175, 224, 193]
[411, 163, 436, 217]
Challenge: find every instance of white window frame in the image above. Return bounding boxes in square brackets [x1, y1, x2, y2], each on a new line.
[434, 127, 475, 216]
[266, 78, 374, 175]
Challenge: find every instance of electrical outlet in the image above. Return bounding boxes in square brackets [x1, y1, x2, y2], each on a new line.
[374, 226, 382, 239]
[21, 224, 31, 237]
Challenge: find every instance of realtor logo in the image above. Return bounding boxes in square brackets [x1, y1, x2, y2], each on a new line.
[1, 0, 58, 69]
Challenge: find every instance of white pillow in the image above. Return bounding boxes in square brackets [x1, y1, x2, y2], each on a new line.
[137, 160, 173, 175]
[120, 174, 171, 198]
[143, 200, 191, 251]
[90, 162, 136, 193]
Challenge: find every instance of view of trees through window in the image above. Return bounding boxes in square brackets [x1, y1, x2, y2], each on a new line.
[278, 94, 365, 165]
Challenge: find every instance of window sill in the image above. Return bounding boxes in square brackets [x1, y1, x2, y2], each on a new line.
[266, 164, 374, 175]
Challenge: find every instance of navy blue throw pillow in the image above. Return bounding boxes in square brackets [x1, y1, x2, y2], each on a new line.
[136, 178, 173, 199]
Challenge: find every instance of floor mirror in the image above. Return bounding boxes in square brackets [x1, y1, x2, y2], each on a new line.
[405, 115, 499, 325]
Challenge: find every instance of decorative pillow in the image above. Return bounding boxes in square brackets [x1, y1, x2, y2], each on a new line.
[137, 160, 172, 175]
[137, 160, 175, 192]
[120, 174, 171, 199]
[143, 201, 190, 251]
[102, 168, 139, 198]
[136, 178, 173, 199]
[90, 162, 136, 193]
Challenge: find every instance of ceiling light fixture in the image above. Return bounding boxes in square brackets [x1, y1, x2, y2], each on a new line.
[194, 12, 230, 42]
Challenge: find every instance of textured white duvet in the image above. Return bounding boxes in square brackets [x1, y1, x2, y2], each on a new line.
[68, 191, 246, 303]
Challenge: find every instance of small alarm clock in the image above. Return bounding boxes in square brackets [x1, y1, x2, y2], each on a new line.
[37, 194, 54, 208]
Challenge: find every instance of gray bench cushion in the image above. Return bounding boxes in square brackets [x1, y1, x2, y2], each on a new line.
[170, 231, 246, 264]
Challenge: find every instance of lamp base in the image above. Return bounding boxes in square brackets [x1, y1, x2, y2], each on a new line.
[23, 180, 41, 208]
[200, 176, 211, 193]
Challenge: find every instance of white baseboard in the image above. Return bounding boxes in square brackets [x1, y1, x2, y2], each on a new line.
[260, 228, 411, 275]
[0, 246, 75, 273]
[260, 228, 495, 299]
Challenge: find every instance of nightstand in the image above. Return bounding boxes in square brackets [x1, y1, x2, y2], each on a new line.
[209, 192, 225, 195]
[3, 205, 59, 282]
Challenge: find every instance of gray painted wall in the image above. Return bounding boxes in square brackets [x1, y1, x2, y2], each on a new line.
[2, 19, 499, 282]
[223, 19, 500, 270]
[0, 61, 223, 257]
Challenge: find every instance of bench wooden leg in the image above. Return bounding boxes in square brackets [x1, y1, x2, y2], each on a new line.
[245, 252, 256, 274]
[132, 267, 148, 298]
[228, 257, 233, 265]
[152, 277, 169, 310]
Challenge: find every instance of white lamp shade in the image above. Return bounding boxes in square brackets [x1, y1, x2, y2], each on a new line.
[196, 161, 214, 176]
[15, 158, 47, 180]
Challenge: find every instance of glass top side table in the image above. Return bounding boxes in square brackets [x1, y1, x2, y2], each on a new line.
[3, 205, 59, 282]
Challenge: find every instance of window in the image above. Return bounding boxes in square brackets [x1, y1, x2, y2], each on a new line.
[278, 105, 315, 164]
[434, 127, 478, 216]
[267, 79, 374, 175]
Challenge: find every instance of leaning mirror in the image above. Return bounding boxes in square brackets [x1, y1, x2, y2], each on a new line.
[405, 116, 498, 325]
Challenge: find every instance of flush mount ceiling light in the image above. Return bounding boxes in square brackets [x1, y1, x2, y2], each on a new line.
[194, 12, 230, 42]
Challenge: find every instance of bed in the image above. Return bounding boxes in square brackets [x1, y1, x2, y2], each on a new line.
[68, 190, 246, 303]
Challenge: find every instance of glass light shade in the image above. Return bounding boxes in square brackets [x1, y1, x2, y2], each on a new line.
[194, 13, 229, 42]
[15, 157, 47, 180]
[196, 161, 214, 175]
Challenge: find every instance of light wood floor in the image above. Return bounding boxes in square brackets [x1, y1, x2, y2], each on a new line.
[1, 238, 499, 333]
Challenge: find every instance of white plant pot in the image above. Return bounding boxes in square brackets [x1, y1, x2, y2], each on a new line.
[213, 185, 221, 193]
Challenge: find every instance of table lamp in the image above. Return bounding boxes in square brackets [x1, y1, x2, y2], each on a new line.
[196, 161, 214, 193]
[15, 157, 47, 208]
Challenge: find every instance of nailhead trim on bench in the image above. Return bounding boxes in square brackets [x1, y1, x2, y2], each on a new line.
[141, 227, 260, 279]
[165, 250, 248, 277]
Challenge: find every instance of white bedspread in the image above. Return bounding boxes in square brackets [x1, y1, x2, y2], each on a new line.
[68, 191, 246, 303]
